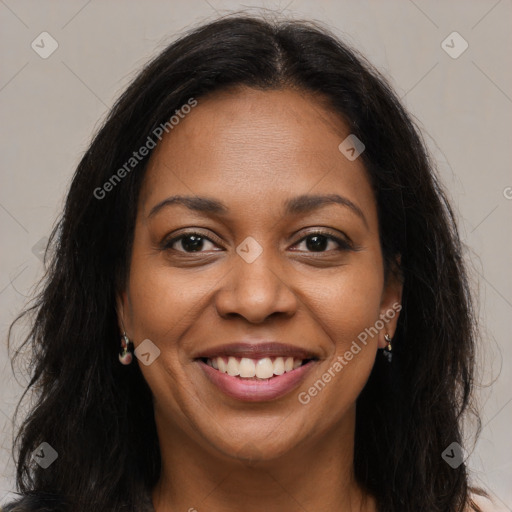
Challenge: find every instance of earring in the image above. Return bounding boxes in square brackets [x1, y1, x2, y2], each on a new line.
[119, 332, 133, 365]
[383, 333, 393, 363]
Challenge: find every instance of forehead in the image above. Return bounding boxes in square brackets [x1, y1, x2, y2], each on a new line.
[139, 87, 376, 225]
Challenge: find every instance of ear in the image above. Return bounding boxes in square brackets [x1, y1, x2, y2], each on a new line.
[115, 289, 129, 335]
[377, 255, 403, 349]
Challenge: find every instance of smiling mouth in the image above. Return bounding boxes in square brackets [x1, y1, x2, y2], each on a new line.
[197, 356, 316, 380]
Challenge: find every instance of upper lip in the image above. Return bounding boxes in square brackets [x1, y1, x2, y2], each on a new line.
[194, 342, 319, 361]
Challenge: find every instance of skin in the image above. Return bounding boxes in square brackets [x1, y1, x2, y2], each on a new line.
[117, 86, 402, 512]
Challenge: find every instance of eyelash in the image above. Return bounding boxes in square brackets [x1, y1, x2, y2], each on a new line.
[162, 230, 354, 254]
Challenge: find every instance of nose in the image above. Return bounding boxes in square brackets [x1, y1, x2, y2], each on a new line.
[214, 251, 298, 324]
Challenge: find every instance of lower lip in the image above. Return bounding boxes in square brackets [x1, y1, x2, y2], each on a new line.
[197, 360, 316, 402]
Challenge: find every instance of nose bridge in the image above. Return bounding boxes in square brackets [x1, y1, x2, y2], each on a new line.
[215, 242, 297, 323]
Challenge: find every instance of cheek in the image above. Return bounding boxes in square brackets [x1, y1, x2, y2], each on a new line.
[300, 288, 381, 429]
[296, 254, 383, 417]
[303, 260, 384, 349]
[127, 246, 210, 341]
[126, 246, 208, 421]
[303, 343, 376, 435]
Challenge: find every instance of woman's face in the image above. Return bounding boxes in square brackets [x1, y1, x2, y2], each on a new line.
[118, 86, 401, 461]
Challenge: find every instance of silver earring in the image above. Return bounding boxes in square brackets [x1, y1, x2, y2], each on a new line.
[383, 333, 393, 363]
[119, 332, 133, 365]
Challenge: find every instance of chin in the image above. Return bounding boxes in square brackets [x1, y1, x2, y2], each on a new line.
[203, 423, 304, 464]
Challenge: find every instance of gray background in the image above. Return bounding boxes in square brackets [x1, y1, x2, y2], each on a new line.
[1, 0, 511, 509]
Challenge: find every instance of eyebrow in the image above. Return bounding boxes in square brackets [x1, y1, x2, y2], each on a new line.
[148, 193, 368, 227]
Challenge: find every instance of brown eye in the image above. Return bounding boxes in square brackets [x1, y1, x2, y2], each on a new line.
[164, 233, 219, 253]
[293, 232, 353, 253]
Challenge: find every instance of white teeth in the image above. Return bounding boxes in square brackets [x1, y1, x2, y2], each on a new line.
[207, 355, 308, 379]
[273, 357, 285, 375]
[217, 357, 227, 373]
[255, 357, 274, 379]
[239, 358, 256, 378]
[227, 356, 240, 376]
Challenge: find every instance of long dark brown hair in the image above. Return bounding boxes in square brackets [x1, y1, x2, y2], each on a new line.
[4, 13, 482, 512]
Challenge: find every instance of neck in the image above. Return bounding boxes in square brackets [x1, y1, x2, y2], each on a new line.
[151, 405, 376, 512]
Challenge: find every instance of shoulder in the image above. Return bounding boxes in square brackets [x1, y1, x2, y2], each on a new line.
[2, 490, 154, 512]
[468, 492, 505, 512]
[1, 493, 68, 512]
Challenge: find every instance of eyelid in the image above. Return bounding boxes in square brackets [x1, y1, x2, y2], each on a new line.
[161, 228, 356, 253]
[161, 229, 224, 251]
[291, 229, 354, 251]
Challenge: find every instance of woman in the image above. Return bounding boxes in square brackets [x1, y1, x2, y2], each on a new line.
[3, 13, 491, 512]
